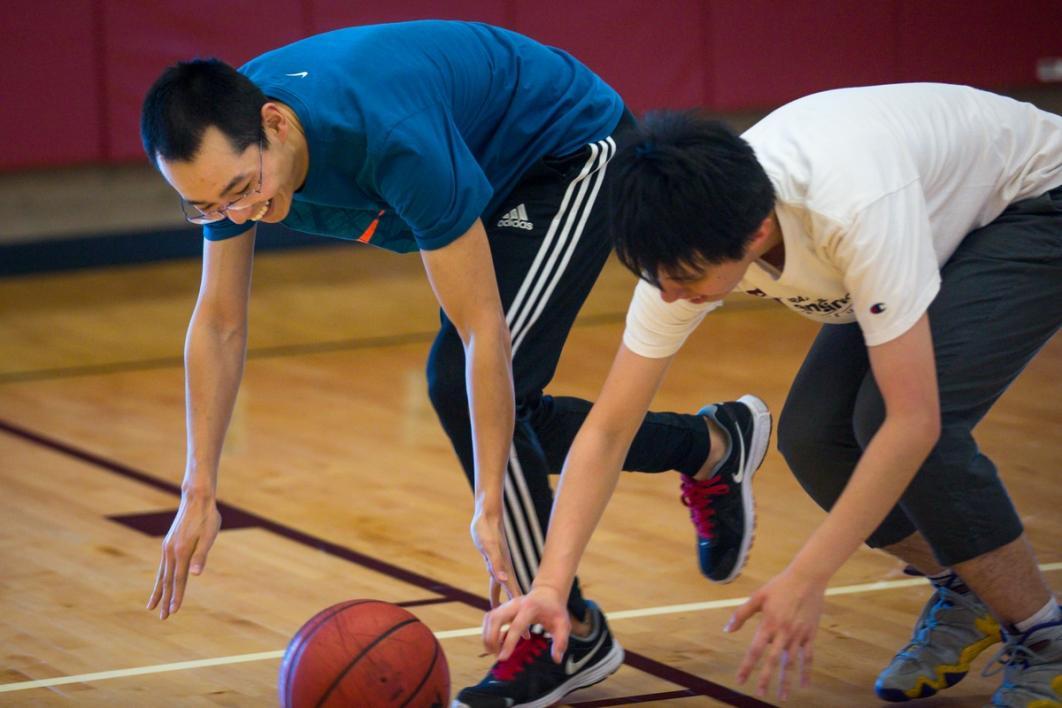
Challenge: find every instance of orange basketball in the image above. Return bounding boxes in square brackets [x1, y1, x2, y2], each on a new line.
[279, 599, 450, 708]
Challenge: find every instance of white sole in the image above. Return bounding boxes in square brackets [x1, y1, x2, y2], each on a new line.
[518, 639, 624, 708]
[451, 639, 625, 708]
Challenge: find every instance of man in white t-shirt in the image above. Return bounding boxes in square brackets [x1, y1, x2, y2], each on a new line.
[480, 84, 1062, 706]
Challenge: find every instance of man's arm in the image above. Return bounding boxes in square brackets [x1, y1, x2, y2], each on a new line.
[788, 312, 940, 580]
[729, 313, 940, 698]
[419, 218, 520, 605]
[147, 227, 256, 619]
[484, 342, 673, 660]
[535, 344, 673, 595]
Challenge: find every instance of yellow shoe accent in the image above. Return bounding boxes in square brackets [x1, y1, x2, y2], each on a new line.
[900, 613, 1001, 699]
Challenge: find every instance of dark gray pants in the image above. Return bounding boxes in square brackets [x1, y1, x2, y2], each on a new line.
[777, 186, 1062, 567]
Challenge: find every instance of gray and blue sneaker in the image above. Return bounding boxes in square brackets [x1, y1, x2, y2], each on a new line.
[875, 575, 1001, 701]
[984, 612, 1062, 707]
[452, 600, 623, 708]
[682, 394, 771, 583]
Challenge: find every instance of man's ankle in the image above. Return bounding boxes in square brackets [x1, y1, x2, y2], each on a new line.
[569, 609, 595, 639]
[693, 412, 730, 481]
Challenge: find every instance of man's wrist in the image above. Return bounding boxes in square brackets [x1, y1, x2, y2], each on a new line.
[531, 578, 568, 597]
[474, 490, 504, 515]
[788, 546, 837, 586]
[181, 476, 217, 499]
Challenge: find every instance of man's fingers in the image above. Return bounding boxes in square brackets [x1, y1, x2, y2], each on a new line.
[549, 625, 569, 663]
[169, 543, 194, 615]
[482, 608, 502, 654]
[726, 595, 762, 633]
[189, 528, 216, 575]
[801, 642, 814, 688]
[490, 576, 502, 610]
[489, 547, 520, 600]
[189, 549, 208, 576]
[736, 626, 769, 683]
[499, 611, 533, 661]
[502, 575, 522, 603]
[158, 552, 174, 620]
[483, 600, 521, 654]
[480, 541, 521, 608]
[757, 637, 786, 697]
[147, 561, 164, 610]
[777, 642, 794, 700]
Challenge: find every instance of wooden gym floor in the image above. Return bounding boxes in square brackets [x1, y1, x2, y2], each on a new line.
[1, 243, 1059, 707]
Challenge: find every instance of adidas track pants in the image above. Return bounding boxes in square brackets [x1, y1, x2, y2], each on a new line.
[426, 112, 711, 618]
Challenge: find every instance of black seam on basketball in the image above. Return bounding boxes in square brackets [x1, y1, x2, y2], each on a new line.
[314, 617, 420, 708]
[285, 601, 375, 686]
[283, 600, 377, 707]
[399, 635, 439, 708]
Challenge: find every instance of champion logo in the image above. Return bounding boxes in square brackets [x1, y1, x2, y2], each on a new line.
[497, 204, 534, 230]
[870, 302, 887, 314]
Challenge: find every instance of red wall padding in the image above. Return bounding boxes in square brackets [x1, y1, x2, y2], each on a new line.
[308, 0, 508, 33]
[895, 0, 1062, 87]
[705, 0, 898, 111]
[510, 0, 709, 112]
[2, 0, 1059, 171]
[0, 0, 103, 169]
[101, 0, 311, 163]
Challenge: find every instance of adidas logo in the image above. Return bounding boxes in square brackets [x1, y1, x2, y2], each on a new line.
[497, 204, 534, 230]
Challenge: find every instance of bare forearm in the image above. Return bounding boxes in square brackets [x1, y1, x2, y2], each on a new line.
[791, 415, 938, 582]
[466, 324, 515, 511]
[182, 313, 248, 495]
[532, 345, 672, 594]
[533, 426, 629, 594]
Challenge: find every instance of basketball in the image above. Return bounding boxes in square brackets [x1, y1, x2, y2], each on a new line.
[278, 600, 450, 708]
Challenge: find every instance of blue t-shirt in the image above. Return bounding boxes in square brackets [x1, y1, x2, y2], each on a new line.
[204, 21, 624, 252]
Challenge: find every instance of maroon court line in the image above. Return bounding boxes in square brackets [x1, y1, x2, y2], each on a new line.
[571, 689, 696, 706]
[0, 418, 773, 707]
[621, 653, 774, 707]
[395, 598, 456, 609]
[0, 418, 486, 610]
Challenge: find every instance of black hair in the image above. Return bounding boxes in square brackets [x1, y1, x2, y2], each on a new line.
[140, 58, 267, 165]
[609, 111, 775, 287]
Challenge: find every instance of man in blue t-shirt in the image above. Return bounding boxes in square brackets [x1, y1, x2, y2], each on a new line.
[140, 21, 769, 706]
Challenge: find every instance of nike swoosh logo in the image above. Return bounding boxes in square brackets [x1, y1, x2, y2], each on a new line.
[565, 632, 608, 675]
[731, 424, 747, 483]
[285, 71, 308, 78]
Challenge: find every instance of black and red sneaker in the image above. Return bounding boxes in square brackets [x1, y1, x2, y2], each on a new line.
[682, 394, 772, 583]
[452, 600, 623, 708]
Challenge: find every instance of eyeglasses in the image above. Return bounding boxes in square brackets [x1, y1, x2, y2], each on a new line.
[180, 141, 264, 225]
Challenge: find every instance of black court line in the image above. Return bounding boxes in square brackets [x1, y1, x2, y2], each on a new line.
[0, 299, 780, 386]
[0, 312, 627, 385]
[0, 331, 440, 385]
[0, 418, 773, 707]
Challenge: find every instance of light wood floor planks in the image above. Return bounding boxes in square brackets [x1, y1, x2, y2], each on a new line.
[1, 245, 1058, 707]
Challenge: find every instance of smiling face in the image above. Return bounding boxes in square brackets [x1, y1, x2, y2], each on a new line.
[156, 104, 306, 226]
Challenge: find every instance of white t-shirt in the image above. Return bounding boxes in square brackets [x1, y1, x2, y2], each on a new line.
[623, 83, 1062, 358]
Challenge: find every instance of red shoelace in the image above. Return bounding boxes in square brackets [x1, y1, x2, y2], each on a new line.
[490, 633, 550, 681]
[680, 473, 730, 540]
